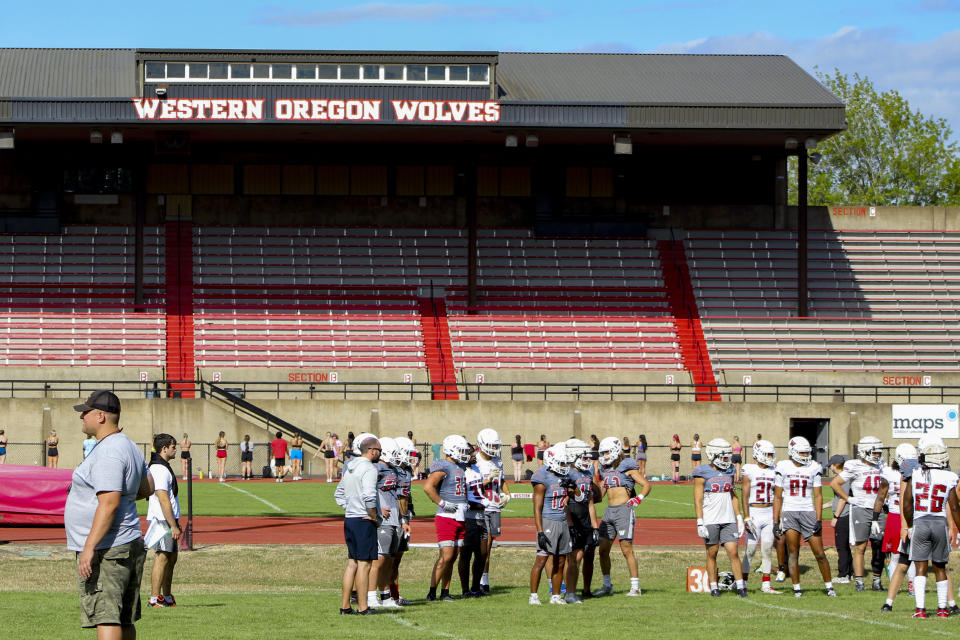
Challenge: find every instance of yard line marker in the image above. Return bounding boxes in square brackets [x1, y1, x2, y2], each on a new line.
[745, 600, 954, 636]
[221, 482, 284, 513]
[390, 613, 467, 640]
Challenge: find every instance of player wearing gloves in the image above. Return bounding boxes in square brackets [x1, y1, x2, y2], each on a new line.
[830, 435, 888, 593]
[773, 436, 836, 598]
[423, 434, 471, 602]
[460, 443, 490, 598]
[369, 437, 403, 609]
[563, 439, 601, 603]
[879, 444, 920, 613]
[741, 439, 781, 593]
[593, 436, 650, 597]
[529, 443, 575, 605]
[693, 438, 747, 598]
[388, 436, 415, 605]
[901, 436, 960, 618]
[476, 428, 509, 594]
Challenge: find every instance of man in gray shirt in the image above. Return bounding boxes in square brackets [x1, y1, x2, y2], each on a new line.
[335, 434, 381, 615]
[65, 390, 153, 639]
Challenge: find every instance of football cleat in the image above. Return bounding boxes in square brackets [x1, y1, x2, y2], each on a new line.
[549, 595, 567, 605]
[834, 576, 850, 584]
[564, 593, 583, 604]
[880, 604, 893, 612]
[528, 593, 542, 606]
[366, 598, 381, 609]
[425, 592, 437, 602]
[908, 580, 914, 595]
[826, 588, 838, 598]
[937, 608, 949, 618]
[396, 596, 412, 606]
[710, 589, 721, 597]
[339, 608, 356, 615]
[737, 588, 748, 598]
[775, 571, 786, 583]
[379, 598, 401, 608]
[439, 593, 455, 602]
[872, 577, 883, 591]
[163, 596, 176, 607]
[761, 584, 781, 594]
[580, 590, 594, 600]
[794, 590, 803, 598]
[912, 608, 927, 618]
[356, 608, 374, 616]
[949, 604, 960, 616]
[481, 585, 490, 594]
[148, 599, 166, 608]
[460, 591, 476, 599]
[855, 581, 865, 592]
[592, 585, 613, 597]
[625, 587, 642, 597]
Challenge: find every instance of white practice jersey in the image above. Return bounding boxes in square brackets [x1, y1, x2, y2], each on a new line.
[910, 467, 959, 520]
[882, 466, 902, 514]
[839, 459, 885, 510]
[476, 455, 505, 513]
[741, 463, 776, 505]
[774, 459, 822, 512]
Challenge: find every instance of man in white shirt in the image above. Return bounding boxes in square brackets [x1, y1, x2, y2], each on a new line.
[146, 433, 182, 608]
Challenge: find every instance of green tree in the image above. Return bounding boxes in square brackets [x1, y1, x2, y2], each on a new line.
[789, 69, 960, 206]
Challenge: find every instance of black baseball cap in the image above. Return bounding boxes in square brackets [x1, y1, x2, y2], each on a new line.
[828, 454, 847, 466]
[73, 390, 122, 415]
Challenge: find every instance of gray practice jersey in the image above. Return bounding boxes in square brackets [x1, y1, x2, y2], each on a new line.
[395, 466, 412, 519]
[376, 461, 400, 526]
[567, 467, 595, 528]
[430, 458, 467, 504]
[600, 457, 640, 493]
[531, 467, 570, 521]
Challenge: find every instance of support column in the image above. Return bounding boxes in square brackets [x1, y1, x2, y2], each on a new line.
[797, 150, 808, 317]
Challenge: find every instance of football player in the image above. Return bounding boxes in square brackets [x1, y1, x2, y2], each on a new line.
[529, 443, 575, 605]
[901, 436, 960, 618]
[829, 436, 887, 592]
[475, 428, 509, 594]
[880, 443, 918, 612]
[563, 438, 600, 603]
[593, 436, 650, 597]
[741, 439, 780, 593]
[423, 434, 471, 601]
[694, 438, 747, 598]
[369, 437, 403, 609]
[773, 436, 837, 598]
[388, 435, 416, 605]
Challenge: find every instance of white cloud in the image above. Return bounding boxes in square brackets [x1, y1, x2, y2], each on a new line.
[654, 27, 960, 139]
[260, 3, 553, 27]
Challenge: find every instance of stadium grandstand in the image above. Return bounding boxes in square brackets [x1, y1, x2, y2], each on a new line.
[0, 48, 957, 476]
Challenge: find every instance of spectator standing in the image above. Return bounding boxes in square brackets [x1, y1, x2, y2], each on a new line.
[828, 455, 852, 584]
[335, 435, 382, 615]
[179, 433, 192, 481]
[670, 434, 682, 483]
[270, 432, 289, 482]
[314, 432, 336, 482]
[214, 431, 228, 482]
[240, 434, 254, 480]
[589, 434, 601, 474]
[635, 434, 648, 478]
[83, 434, 96, 459]
[407, 430, 421, 479]
[690, 434, 703, 473]
[731, 436, 743, 483]
[0, 429, 6, 464]
[511, 434, 525, 482]
[290, 432, 304, 481]
[46, 429, 60, 468]
[621, 436, 632, 459]
[65, 391, 153, 638]
[536, 435, 550, 467]
[147, 433, 181, 608]
[331, 433, 344, 479]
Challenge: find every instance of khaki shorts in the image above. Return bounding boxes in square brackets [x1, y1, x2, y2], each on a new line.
[77, 539, 147, 628]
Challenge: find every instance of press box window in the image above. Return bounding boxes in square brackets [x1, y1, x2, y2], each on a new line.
[189, 63, 208, 79]
[449, 66, 468, 81]
[145, 62, 165, 79]
[230, 64, 251, 79]
[340, 64, 360, 80]
[362, 65, 379, 80]
[272, 64, 292, 79]
[296, 65, 316, 80]
[209, 63, 228, 79]
[469, 65, 489, 82]
[427, 65, 446, 81]
[384, 65, 403, 80]
[252, 64, 270, 79]
[317, 64, 337, 80]
[166, 63, 186, 79]
[406, 65, 426, 81]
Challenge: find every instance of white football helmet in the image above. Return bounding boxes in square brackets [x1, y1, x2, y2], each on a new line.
[752, 439, 776, 467]
[544, 442, 569, 476]
[442, 434, 471, 464]
[705, 438, 733, 470]
[787, 436, 812, 465]
[857, 436, 884, 466]
[394, 436, 416, 468]
[565, 438, 593, 472]
[379, 437, 402, 466]
[918, 437, 949, 470]
[477, 428, 501, 458]
[353, 432, 377, 456]
[894, 443, 917, 469]
[598, 437, 623, 466]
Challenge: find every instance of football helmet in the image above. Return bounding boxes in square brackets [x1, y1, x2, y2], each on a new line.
[787, 436, 812, 465]
[718, 572, 736, 591]
[442, 434, 471, 464]
[477, 428, 501, 458]
[379, 437, 402, 466]
[857, 436, 884, 466]
[893, 443, 917, 469]
[544, 442, 569, 476]
[565, 438, 593, 472]
[752, 439, 776, 467]
[598, 437, 623, 466]
[705, 438, 733, 470]
[394, 436, 416, 468]
[918, 437, 949, 470]
[353, 432, 377, 456]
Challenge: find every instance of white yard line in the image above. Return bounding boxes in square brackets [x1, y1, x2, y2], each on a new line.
[389, 613, 468, 640]
[220, 482, 284, 513]
[745, 600, 955, 637]
[646, 497, 693, 507]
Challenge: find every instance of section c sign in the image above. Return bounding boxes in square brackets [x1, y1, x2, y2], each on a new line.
[891, 404, 959, 439]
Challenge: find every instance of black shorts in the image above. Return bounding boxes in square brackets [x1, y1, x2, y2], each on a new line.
[670, 453, 680, 462]
[731, 454, 742, 464]
[275, 457, 285, 467]
[344, 517, 378, 561]
[180, 451, 191, 460]
[536, 450, 544, 460]
[691, 454, 702, 462]
[241, 451, 253, 462]
[324, 450, 335, 459]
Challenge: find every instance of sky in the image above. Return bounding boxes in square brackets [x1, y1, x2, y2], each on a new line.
[4, 0, 960, 137]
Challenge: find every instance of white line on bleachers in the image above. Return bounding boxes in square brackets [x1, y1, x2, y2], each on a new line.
[220, 482, 284, 513]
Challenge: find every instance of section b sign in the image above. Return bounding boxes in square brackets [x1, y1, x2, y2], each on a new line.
[891, 404, 959, 439]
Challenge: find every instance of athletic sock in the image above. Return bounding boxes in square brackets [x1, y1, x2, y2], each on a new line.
[824, 581, 833, 590]
[855, 576, 864, 585]
[888, 554, 898, 578]
[735, 579, 745, 589]
[710, 582, 718, 592]
[480, 572, 489, 586]
[914, 575, 927, 610]
[149, 596, 159, 605]
[603, 574, 612, 588]
[440, 588, 450, 597]
[428, 586, 437, 598]
[885, 598, 894, 607]
[380, 590, 391, 601]
[949, 600, 957, 608]
[630, 578, 639, 590]
[793, 584, 802, 593]
[389, 583, 399, 599]
[762, 575, 771, 584]
[936, 580, 949, 609]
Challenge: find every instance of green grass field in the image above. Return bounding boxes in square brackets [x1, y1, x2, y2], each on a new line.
[3, 544, 957, 639]
[140, 480, 840, 520]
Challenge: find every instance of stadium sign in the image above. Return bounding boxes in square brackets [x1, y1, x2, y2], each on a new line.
[891, 404, 959, 439]
[131, 98, 501, 123]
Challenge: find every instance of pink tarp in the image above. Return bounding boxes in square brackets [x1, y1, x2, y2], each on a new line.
[0, 464, 73, 525]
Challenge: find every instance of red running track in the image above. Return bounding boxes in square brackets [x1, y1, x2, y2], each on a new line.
[0, 517, 835, 547]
